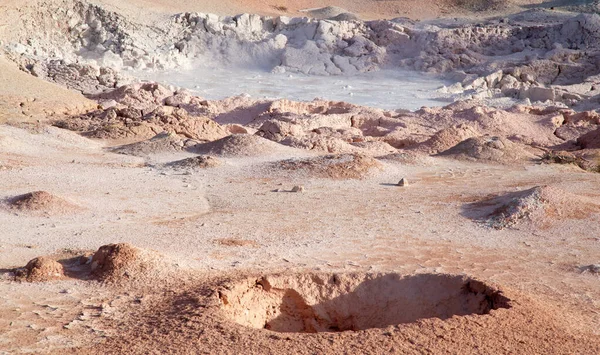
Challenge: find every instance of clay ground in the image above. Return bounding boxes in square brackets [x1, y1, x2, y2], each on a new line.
[0, 123, 599, 353]
[0, 0, 551, 21]
[1, 0, 600, 353]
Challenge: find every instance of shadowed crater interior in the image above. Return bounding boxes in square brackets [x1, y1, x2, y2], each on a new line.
[219, 272, 511, 333]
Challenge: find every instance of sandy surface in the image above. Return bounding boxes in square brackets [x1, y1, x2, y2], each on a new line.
[0, 0, 553, 24]
[65, 0, 544, 20]
[0, 58, 95, 124]
[1, 0, 600, 354]
[1, 121, 599, 353]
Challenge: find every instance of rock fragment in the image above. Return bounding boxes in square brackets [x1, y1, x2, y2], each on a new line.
[580, 264, 600, 274]
[291, 185, 305, 193]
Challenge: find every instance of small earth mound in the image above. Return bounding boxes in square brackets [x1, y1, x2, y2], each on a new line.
[274, 153, 382, 179]
[90, 82, 173, 112]
[541, 150, 583, 167]
[111, 132, 195, 156]
[280, 134, 357, 154]
[437, 136, 535, 163]
[463, 185, 600, 229]
[15, 256, 65, 282]
[575, 149, 600, 172]
[164, 155, 221, 170]
[90, 243, 166, 283]
[475, 187, 546, 229]
[417, 124, 479, 154]
[6, 191, 80, 215]
[578, 127, 600, 149]
[193, 134, 292, 157]
[56, 96, 228, 141]
[219, 272, 510, 333]
[378, 151, 434, 166]
[539, 150, 600, 172]
[349, 141, 396, 155]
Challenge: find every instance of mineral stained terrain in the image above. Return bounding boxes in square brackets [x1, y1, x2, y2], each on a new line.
[1, 0, 600, 354]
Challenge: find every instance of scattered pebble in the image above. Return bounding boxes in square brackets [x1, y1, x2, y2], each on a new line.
[291, 185, 305, 193]
[397, 178, 408, 187]
[581, 264, 600, 274]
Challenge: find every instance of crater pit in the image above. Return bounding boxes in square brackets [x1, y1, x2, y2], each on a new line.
[219, 272, 511, 333]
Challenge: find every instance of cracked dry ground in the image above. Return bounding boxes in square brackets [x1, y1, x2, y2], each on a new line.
[0, 122, 599, 353]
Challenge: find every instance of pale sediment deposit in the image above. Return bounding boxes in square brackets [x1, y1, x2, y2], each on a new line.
[1, 0, 600, 354]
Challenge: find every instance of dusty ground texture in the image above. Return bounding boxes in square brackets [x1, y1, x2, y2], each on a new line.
[1, 0, 600, 354]
[1, 106, 600, 353]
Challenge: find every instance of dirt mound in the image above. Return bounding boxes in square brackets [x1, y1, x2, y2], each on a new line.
[90, 82, 173, 112]
[274, 153, 382, 179]
[578, 127, 600, 149]
[111, 132, 195, 156]
[349, 141, 396, 155]
[6, 191, 80, 215]
[15, 257, 65, 282]
[574, 149, 600, 172]
[11, 243, 173, 284]
[540, 150, 600, 172]
[219, 272, 510, 333]
[464, 186, 600, 229]
[378, 151, 435, 166]
[193, 134, 292, 157]
[438, 136, 535, 163]
[417, 124, 479, 154]
[90, 243, 167, 284]
[164, 155, 221, 170]
[56, 103, 227, 141]
[280, 134, 359, 154]
[254, 99, 384, 153]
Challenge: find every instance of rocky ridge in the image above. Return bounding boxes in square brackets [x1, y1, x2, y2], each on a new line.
[2, 1, 600, 107]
